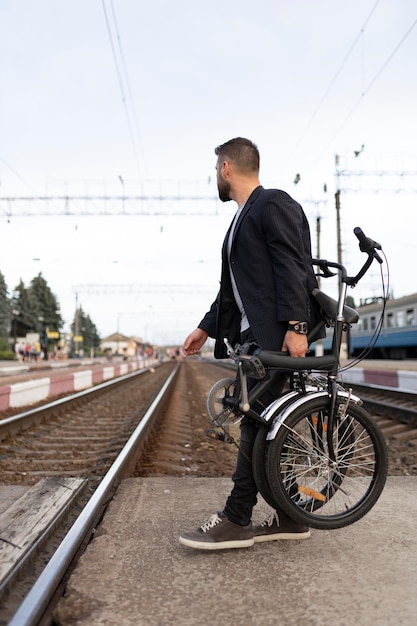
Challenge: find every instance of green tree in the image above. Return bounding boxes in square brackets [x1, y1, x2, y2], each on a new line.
[12, 280, 39, 337]
[0, 270, 10, 348]
[71, 306, 100, 355]
[29, 273, 63, 334]
[12, 274, 64, 345]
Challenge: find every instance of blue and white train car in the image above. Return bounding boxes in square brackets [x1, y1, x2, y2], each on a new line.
[349, 293, 417, 359]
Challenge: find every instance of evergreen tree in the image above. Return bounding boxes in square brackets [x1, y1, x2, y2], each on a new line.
[0, 271, 10, 348]
[13, 280, 39, 336]
[71, 306, 100, 354]
[29, 273, 64, 333]
[12, 274, 64, 344]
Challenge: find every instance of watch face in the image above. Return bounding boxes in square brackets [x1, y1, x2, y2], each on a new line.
[290, 322, 308, 334]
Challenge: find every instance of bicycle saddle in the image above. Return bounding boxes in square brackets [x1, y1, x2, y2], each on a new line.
[311, 288, 359, 324]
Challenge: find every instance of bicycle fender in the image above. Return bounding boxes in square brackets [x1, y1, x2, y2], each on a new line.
[259, 385, 322, 424]
[266, 389, 362, 441]
[260, 390, 301, 423]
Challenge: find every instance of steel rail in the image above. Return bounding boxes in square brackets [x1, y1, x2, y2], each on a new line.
[337, 380, 416, 421]
[8, 363, 180, 626]
[0, 365, 156, 441]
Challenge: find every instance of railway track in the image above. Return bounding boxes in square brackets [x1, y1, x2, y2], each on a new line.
[350, 384, 417, 424]
[0, 359, 235, 625]
[0, 359, 416, 625]
[0, 361, 179, 625]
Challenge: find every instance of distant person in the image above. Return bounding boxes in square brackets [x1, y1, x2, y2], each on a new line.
[180, 137, 321, 550]
[42, 341, 48, 361]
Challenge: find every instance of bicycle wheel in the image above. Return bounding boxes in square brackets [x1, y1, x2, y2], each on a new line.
[266, 396, 388, 530]
[206, 377, 242, 434]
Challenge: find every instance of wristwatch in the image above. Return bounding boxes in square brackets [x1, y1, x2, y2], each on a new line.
[287, 322, 308, 335]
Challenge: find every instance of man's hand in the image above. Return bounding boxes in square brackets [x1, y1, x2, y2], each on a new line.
[182, 328, 209, 356]
[281, 331, 308, 357]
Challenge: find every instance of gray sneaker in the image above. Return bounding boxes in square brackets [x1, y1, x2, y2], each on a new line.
[254, 511, 311, 542]
[179, 513, 254, 550]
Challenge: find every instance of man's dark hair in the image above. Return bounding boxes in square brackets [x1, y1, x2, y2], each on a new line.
[215, 137, 260, 174]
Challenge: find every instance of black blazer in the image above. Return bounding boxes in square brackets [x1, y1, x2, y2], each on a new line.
[199, 186, 320, 358]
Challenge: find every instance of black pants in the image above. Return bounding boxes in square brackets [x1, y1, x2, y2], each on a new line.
[223, 328, 287, 526]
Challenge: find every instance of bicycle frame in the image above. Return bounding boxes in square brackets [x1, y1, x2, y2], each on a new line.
[224, 230, 383, 463]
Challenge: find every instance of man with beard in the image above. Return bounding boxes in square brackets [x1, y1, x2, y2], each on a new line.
[179, 137, 319, 550]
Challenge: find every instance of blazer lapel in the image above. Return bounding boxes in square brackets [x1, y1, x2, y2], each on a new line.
[231, 185, 264, 244]
[221, 186, 264, 259]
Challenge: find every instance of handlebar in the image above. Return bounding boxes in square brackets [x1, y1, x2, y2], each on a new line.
[313, 227, 383, 288]
[353, 227, 383, 264]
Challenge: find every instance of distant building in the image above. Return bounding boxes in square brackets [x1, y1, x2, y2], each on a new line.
[100, 333, 143, 356]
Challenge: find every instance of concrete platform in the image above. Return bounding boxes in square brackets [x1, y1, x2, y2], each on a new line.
[54, 476, 417, 626]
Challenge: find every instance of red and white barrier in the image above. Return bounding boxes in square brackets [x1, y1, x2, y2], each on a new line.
[341, 367, 417, 394]
[0, 358, 155, 412]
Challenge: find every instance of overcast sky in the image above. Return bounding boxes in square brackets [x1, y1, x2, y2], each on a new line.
[1, 1, 416, 345]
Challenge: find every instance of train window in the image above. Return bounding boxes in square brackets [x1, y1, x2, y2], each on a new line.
[387, 312, 395, 327]
[363, 318, 368, 331]
[396, 310, 405, 327]
[406, 308, 415, 325]
[370, 316, 376, 330]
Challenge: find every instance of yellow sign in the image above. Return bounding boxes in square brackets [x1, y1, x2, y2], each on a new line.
[73, 336, 83, 342]
[47, 331, 60, 339]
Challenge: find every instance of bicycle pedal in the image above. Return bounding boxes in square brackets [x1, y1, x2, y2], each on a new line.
[206, 429, 233, 444]
[206, 428, 226, 441]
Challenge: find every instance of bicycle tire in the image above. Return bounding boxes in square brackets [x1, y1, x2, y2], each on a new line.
[253, 427, 277, 508]
[266, 396, 388, 529]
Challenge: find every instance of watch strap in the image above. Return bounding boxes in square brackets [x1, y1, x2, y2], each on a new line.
[287, 321, 308, 335]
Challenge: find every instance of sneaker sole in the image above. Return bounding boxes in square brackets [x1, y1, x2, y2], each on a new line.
[254, 530, 311, 543]
[179, 536, 254, 550]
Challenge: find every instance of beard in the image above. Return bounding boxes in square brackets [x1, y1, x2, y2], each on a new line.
[217, 178, 232, 202]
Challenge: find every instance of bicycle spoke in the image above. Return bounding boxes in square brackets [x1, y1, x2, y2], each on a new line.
[266, 397, 388, 529]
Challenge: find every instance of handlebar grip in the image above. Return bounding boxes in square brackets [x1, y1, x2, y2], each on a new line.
[353, 227, 383, 264]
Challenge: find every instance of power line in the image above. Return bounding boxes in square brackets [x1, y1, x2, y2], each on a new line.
[108, 0, 147, 177]
[315, 16, 417, 162]
[293, 0, 381, 153]
[0, 157, 43, 198]
[73, 284, 215, 295]
[0, 194, 220, 217]
[101, 0, 144, 177]
[334, 19, 417, 133]
[0, 191, 329, 217]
